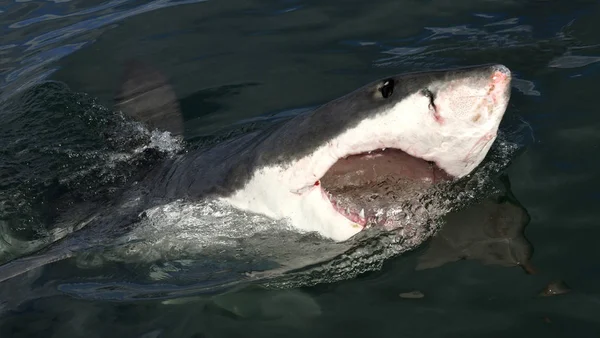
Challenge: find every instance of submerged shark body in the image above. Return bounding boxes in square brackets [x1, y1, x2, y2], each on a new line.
[0, 62, 512, 282]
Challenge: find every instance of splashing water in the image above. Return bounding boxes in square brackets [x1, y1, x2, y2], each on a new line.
[67, 132, 521, 293]
[0, 81, 185, 263]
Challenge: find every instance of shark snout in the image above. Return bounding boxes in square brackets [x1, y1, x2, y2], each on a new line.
[491, 64, 511, 80]
[488, 64, 511, 105]
[490, 64, 511, 89]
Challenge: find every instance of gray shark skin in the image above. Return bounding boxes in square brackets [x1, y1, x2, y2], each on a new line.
[0, 62, 512, 283]
[141, 63, 511, 199]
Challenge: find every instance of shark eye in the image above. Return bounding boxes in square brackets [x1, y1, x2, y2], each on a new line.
[379, 79, 395, 98]
[422, 89, 436, 109]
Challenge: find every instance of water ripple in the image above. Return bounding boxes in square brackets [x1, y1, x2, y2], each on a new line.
[0, 0, 208, 101]
[549, 54, 600, 68]
[8, 0, 130, 29]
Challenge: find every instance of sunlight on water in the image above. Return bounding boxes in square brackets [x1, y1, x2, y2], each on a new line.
[0, 0, 209, 101]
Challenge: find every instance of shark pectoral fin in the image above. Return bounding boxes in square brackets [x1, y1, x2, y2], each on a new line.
[114, 59, 184, 136]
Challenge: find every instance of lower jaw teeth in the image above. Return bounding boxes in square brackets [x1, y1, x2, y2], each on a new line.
[324, 190, 379, 225]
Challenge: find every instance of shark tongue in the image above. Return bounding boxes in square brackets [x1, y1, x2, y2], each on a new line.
[320, 148, 452, 226]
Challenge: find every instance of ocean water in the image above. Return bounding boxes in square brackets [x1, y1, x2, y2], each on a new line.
[1, 0, 599, 337]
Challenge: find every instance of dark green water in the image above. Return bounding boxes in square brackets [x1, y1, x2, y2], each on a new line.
[1, 0, 600, 337]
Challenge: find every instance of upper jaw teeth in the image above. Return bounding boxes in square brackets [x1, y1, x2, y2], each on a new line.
[359, 208, 365, 219]
[367, 148, 388, 155]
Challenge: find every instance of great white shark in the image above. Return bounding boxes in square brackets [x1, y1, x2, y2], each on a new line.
[0, 62, 512, 282]
[123, 62, 512, 240]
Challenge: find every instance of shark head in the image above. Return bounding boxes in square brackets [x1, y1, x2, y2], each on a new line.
[223, 64, 512, 241]
[114, 61, 511, 242]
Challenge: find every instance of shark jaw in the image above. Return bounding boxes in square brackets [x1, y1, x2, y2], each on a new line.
[222, 64, 512, 242]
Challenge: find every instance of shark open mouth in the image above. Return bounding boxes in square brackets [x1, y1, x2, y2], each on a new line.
[319, 148, 453, 228]
[222, 63, 510, 242]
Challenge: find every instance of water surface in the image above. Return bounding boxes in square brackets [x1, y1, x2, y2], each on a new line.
[1, 0, 600, 337]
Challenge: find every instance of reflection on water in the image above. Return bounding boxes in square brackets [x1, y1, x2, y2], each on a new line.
[417, 174, 534, 273]
[549, 53, 600, 68]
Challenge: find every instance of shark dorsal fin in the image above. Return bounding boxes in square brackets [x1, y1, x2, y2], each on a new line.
[114, 60, 184, 136]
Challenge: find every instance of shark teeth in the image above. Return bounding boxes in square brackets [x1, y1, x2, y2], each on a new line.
[321, 187, 371, 227]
